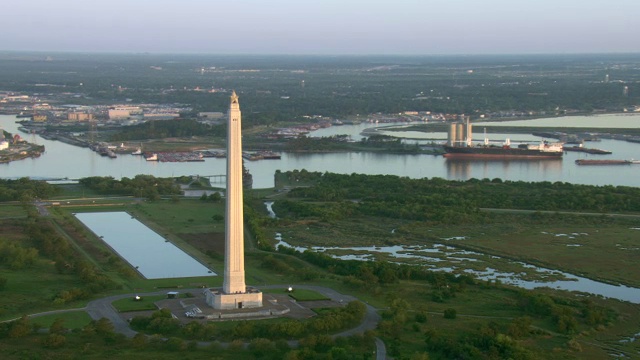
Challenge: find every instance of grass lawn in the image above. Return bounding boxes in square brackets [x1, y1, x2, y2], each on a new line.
[112, 295, 164, 312]
[125, 277, 218, 292]
[268, 288, 329, 301]
[0, 264, 92, 322]
[30, 311, 93, 329]
[132, 198, 224, 235]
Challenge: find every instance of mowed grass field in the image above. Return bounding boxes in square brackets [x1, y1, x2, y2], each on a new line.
[132, 198, 225, 235]
[29, 311, 93, 330]
[0, 264, 92, 321]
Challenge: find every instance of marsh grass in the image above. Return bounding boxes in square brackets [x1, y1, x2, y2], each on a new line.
[269, 214, 640, 287]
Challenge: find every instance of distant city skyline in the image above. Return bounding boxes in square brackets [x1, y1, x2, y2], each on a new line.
[3, 0, 638, 55]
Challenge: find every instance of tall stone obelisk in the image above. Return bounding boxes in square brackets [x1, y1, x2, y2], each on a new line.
[206, 91, 262, 309]
[223, 90, 246, 294]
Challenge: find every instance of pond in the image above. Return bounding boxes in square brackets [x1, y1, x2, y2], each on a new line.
[74, 212, 216, 279]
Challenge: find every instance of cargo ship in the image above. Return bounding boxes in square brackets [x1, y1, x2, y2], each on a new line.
[442, 119, 563, 159]
[443, 141, 564, 159]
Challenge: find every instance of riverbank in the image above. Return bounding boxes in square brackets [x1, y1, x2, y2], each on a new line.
[0, 143, 45, 163]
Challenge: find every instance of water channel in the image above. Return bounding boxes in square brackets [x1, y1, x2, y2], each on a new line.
[2, 114, 640, 188]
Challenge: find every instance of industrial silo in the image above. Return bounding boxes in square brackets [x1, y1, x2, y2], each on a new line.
[456, 123, 464, 146]
[448, 123, 457, 146]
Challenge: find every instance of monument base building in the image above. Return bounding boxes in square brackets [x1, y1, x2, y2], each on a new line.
[205, 287, 263, 310]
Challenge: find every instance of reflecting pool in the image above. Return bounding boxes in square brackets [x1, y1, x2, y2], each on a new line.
[75, 212, 216, 279]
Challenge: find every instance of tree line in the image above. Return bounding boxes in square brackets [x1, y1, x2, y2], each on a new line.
[79, 175, 182, 200]
[0, 314, 375, 359]
[0, 178, 61, 202]
[273, 172, 640, 225]
[130, 301, 366, 342]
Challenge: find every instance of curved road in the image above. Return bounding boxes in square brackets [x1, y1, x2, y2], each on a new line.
[83, 285, 387, 359]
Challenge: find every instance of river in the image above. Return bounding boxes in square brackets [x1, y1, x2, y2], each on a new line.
[1, 114, 640, 188]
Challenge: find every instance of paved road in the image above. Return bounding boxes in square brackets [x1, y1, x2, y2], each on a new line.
[261, 284, 382, 337]
[261, 285, 386, 358]
[34, 201, 50, 216]
[85, 292, 146, 338]
[1, 307, 86, 324]
[82, 285, 387, 358]
[375, 337, 387, 360]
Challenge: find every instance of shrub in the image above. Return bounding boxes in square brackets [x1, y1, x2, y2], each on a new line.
[443, 308, 457, 319]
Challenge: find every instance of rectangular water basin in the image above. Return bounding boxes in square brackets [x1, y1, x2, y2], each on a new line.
[75, 211, 216, 279]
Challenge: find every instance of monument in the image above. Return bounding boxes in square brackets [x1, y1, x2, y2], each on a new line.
[205, 91, 263, 309]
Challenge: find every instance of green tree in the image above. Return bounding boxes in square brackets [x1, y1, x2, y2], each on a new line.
[249, 338, 276, 357]
[131, 332, 147, 348]
[444, 308, 457, 319]
[43, 333, 66, 348]
[94, 318, 115, 336]
[165, 337, 186, 351]
[8, 316, 31, 338]
[209, 192, 222, 202]
[49, 318, 66, 335]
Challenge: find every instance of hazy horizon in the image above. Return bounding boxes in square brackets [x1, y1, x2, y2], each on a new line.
[3, 0, 639, 55]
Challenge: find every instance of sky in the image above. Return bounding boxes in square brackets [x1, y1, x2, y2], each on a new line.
[3, 0, 638, 55]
